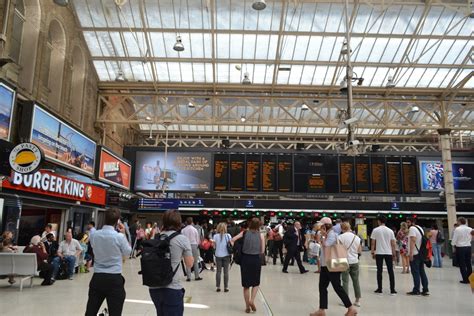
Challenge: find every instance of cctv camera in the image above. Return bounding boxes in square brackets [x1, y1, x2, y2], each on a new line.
[348, 140, 360, 146]
[343, 117, 359, 125]
[339, 79, 348, 93]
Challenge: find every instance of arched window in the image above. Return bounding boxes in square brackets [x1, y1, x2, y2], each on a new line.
[43, 19, 66, 111]
[17, 0, 41, 94]
[9, 0, 25, 63]
[69, 46, 86, 126]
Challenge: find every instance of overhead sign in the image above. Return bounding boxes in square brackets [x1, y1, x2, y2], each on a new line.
[138, 198, 179, 210]
[30, 105, 97, 176]
[2, 170, 106, 206]
[98, 147, 131, 190]
[391, 202, 400, 210]
[9, 142, 43, 174]
[0, 82, 15, 141]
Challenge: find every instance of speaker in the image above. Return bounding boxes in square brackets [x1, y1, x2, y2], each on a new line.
[221, 139, 230, 148]
[296, 143, 305, 150]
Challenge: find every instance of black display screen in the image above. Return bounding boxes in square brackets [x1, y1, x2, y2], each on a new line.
[402, 157, 418, 194]
[355, 156, 371, 193]
[339, 156, 355, 193]
[386, 157, 402, 194]
[371, 156, 386, 193]
[246, 155, 261, 191]
[262, 155, 277, 191]
[277, 155, 292, 192]
[229, 154, 245, 191]
[213, 154, 229, 191]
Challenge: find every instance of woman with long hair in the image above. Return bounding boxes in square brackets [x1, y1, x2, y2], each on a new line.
[232, 217, 265, 313]
[397, 222, 410, 273]
[212, 222, 232, 292]
[310, 217, 357, 316]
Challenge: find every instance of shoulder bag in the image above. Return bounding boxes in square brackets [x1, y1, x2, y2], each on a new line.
[325, 238, 349, 272]
[225, 234, 233, 256]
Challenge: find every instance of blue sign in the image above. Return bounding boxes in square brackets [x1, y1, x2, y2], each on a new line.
[246, 200, 254, 208]
[179, 199, 204, 207]
[139, 198, 179, 210]
[391, 202, 400, 210]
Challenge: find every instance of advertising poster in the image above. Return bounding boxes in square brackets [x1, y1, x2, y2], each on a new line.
[135, 151, 212, 191]
[0, 82, 15, 140]
[420, 161, 474, 192]
[30, 105, 96, 176]
[98, 148, 132, 190]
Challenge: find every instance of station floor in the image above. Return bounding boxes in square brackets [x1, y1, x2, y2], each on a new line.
[1, 253, 473, 316]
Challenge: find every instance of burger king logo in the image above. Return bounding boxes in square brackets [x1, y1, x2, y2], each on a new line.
[85, 185, 93, 200]
[9, 143, 43, 174]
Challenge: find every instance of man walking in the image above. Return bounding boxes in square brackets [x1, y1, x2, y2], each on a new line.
[181, 217, 203, 281]
[282, 221, 308, 274]
[370, 215, 397, 295]
[451, 217, 473, 284]
[85, 209, 132, 316]
[406, 217, 429, 296]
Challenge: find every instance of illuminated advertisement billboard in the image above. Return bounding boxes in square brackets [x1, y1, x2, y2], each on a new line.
[135, 151, 211, 192]
[98, 147, 132, 190]
[0, 82, 15, 140]
[419, 160, 474, 192]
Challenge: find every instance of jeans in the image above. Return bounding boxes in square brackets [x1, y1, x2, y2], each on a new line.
[52, 255, 76, 278]
[432, 243, 442, 268]
[149, 288, 185, 316]
[456, 246, 473, 282]
[342, 263, 361, 299]
[215, 256, 230, 289]
[375, 255, 395, 292]
[319, 267, 352, 309]
[85, 273, 126, 316]
[410, 254, 429, 293]
[186, 244, 200, 279]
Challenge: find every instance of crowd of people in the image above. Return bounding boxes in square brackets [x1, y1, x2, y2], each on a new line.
[1, 211, 473, 316]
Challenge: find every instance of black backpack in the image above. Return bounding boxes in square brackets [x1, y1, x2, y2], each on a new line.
[139, 232, 180, 287]
[436, 230, 445, 244]
[232, 232, 246, 265]
[414, 226, 431, 268]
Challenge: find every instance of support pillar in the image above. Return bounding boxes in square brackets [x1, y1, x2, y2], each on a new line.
[438, 128, 457, 238]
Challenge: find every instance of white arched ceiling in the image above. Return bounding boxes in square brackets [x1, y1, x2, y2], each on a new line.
[70, 45, 86, 126]
[18, 0, 41, 94]
[47, 19, 66, 111]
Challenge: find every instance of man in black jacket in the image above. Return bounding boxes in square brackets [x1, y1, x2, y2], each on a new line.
[282, 221, 308, 274]
[43, 233, 59, 263]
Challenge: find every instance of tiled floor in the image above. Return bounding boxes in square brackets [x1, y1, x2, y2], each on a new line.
[0, 254, 473, 315]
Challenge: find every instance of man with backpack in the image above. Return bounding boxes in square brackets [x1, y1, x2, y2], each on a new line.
[144, 210, 194, 316]
[85, 208, 131, 316]
[406, 217, 429, 296]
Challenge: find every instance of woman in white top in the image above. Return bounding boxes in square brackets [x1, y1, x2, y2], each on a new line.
[338, 222, 362, 307]
[212, 222, 232, 292]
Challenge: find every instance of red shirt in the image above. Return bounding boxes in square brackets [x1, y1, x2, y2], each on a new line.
[23, 245, 48, 269]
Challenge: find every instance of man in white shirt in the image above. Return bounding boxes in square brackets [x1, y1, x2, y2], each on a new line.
[52, 231, 82, 280]
[41, 224, 56, 242]
[406, 217, 429, 296]
[451, 217, 473, 284]
[370, 215, 397, 295]
[181, 217, 202, 281]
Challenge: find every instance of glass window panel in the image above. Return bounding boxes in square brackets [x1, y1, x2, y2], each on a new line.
[352, 5, 372, 33]
[230, 34, 243, 59]
[252, 64, 267, 84]
[217, 63, 229, 83]
[143, 0, 162, 28]
[305, 36, 323, 61]
[325, 4, 344, 32]
[318, 36, 337, 61]
[322, 66, 336, 85]
[156, 62, 170, 81]
[279, 35, 296, 60]
[205, 63, 213, 83]
[378, 5, 402, 34]
[217, 33, 230, 59]
[83, 32, 102, 56]
[192, 63, 205, 82]
[366, 38, 389, 63]
[446, 40, 469, 64]
[312, 66, 327, 85]
[371, 67, 390, 87]
[242, 34, 257, 59]
[300, 65, 316, 85]
[180, 63, 193, 82]
[417, 39, 442, 64]
[416, 68, 437, 88]
[150, 33, 167, 58]
[255, 35, 271, 60]
[229, 63, 242, 83]
[353, 37, 376, 63]
[396, 68, 414, 87]
[420, 6, 444, 35]
[93, 61, 111, 81]
[405, 68, 426, 87]
[291, 36, 310, 60]
[189, 33, 205, 58]
[288, 65, 303, 84]
[451, 12, 472, 36]
[297, 3, 316, 32]
[379, 38, 401, 63]
[122, 32, 146, 57]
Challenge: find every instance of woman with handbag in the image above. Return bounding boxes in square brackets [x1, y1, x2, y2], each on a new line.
[212, 222, 232, 293]
[232, 217, 265, 314]
[310, 217, 357, 316]
[338, 222, 362, 307]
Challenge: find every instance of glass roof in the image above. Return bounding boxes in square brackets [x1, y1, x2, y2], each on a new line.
[74, 0, 474, 88]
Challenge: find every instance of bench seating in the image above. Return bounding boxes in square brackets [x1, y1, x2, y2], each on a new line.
[0, 253, 37, 291]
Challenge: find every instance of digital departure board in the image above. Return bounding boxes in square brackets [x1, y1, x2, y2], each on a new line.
[371, 156, 386, 193]
[339, 156, 355, 193]
[402, 157, 418, 194]
[308, 175, 326, 193]
[246, 155, 261, 191]
[213, 154, 229, 191]
[277, 155, 292, 192]
[387, 157, 402, 194]
[229, 154, 245, 191]
[355, 156, 370, 193]
[262, 155, 277, 191]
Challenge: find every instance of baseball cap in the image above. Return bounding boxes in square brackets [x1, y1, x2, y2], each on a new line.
[319, 217, 332, 225]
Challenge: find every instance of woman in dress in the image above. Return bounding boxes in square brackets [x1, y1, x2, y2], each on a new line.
[212, 222, 232, 292]
[232, 217, 265, 313]
[397, 222, 410, 273]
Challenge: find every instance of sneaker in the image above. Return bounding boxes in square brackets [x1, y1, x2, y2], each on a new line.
[186, 278, 191, 282]
[390, 290, 398, 296]
[282, 270, 288, 273]
[216, 288, 221, 292]
[374, 289, 383, 295]
[300, 270, 309, 274]
[196, 277, 203, 281]
[406, 291, 421, 296]
[354, 302, 361, 307]
[459, 280, 469, 284]
[224, 289, 229, 293]
[421, 291, 430, 296]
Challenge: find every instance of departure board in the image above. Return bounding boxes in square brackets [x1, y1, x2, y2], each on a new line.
[277, 155, 292, 192]
[246, 155, 261, 191]
[262, 155, 277, 191]
[371, 156, 386, 193]
[387, 157, 402, 194]
[308, 175, 326, 193]
[402, 157, 418, 194]
[213, 154, 229, 191]
[339, 156, 355, 193]
[355, 156, 371, 193]
[229, 154, 245, 191]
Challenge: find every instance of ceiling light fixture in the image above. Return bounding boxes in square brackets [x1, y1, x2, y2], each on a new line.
[173, 35, 184, 52]
[145, 116, 152, 121]
[252, 0, 267, 11]
[53, 0, 69, 6]
[411, 105, 420, 113]
[242, 72, 251, 85]
[339, 79, 348, 94]
[115, 70, 127, 82]
[301, 103, 309, 111]
[188, 101, 195, 108]
[240, 115, 246, 123]
[386, 76, 396, 88]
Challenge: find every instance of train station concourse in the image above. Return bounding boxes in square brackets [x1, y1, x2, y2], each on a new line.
[0, 1, 473, 316]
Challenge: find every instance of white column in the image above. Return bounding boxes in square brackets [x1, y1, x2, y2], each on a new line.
[438, 128, 457, 238]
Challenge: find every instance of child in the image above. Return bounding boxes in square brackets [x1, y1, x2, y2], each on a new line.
[78, 233, 89, 273]
[307, 235, 321, 273]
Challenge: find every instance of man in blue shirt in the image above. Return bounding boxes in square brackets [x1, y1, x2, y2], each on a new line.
[85, 209, 131, 316]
